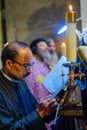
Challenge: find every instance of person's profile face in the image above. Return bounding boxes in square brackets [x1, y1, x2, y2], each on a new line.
[48, 42, 56, 53]
[7, 48, 33, 80]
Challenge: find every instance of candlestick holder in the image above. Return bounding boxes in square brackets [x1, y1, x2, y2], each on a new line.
[63, 62, 84, 87]
[60, 62, 84, 107]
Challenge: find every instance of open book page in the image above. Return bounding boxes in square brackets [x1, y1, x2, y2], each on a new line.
[42, 56, 69, 98]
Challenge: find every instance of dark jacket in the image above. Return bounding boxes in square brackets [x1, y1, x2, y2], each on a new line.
[0, 71, 47, 130]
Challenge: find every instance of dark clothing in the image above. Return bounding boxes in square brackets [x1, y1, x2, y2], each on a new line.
[0, 71, 47, 130]
[80, 64, 87, 122]
[76, 57, 87, 122]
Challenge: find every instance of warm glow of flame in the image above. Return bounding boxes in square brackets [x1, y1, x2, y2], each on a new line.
[69, 5, 73, 11]
[62, 42, 66, 47]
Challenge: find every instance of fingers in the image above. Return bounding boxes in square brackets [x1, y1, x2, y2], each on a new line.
[38, 96, 57, 118]
[40, 95, 50, 102]
[48, 98, 57, 113]
[40, 96, 57, 109]
[48, 90, 55, 95]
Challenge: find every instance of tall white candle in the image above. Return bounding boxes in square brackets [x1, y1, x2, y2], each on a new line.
[65, 5, 77, 62]
[61, 42, 66, 56]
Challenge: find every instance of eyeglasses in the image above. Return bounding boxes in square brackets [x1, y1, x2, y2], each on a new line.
[11, 60, 34, 71]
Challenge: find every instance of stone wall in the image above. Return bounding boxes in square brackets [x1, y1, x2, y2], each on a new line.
[0, 0, 81, 59]
[5, 0, 80, 46]
[80, 0, 87, 29]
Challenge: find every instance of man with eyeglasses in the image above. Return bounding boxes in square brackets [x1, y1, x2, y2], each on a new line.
[0, 41, 57, 130]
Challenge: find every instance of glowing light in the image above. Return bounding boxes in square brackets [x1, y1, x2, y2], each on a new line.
[62, 42, 66, 47]
[57, 25, 67, 35]
[69, 5, 73, 11]
[4, 42, 9, 48]
[61, 42, 66, 56]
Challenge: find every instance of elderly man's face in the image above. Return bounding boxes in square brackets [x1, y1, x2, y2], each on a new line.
[48, 42, 56, 53]
[37, 42, 48, 52]
[36, 42, 52, 60]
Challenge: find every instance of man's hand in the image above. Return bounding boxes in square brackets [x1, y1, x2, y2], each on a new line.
[37, 96, 57, 118]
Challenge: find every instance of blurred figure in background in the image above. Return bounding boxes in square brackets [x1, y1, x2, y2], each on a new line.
[25, 38, 55, 130]
[25, 38, 52, 102]
[46, 38, 59, 67]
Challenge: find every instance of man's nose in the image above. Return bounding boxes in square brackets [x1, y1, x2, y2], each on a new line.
[27, 67, 33, 73]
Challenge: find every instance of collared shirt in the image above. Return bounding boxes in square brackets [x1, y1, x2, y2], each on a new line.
[0, 70, 47, 130]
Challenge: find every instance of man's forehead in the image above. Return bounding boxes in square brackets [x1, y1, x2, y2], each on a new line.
[17, 48, 33, 59]
[18, 47, 31, 53]
[49, 42, 55, 47]
[37, 42, 47, 47]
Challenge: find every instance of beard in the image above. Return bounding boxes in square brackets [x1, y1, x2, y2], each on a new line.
[49, 52, 58, 63]
[37, 50, 58, 66]
[37, 50, 52, 60]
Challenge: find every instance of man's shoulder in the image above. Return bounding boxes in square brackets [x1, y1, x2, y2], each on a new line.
[33, 57, 45, 67]
[33, 57, 40, 63]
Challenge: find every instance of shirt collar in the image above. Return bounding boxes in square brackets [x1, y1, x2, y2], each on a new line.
[1, 70, 20, 83]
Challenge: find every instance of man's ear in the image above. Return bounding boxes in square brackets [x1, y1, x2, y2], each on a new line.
[6, 60, 13, 70]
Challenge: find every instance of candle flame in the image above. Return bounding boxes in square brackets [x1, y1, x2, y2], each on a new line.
[69, 5, 73, 11]
[62, 42, 66, 47]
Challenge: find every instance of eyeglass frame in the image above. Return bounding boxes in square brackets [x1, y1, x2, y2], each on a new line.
[11, 59, 34, 71]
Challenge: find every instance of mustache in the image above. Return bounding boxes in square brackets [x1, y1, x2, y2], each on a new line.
[23, 72, 31, 78]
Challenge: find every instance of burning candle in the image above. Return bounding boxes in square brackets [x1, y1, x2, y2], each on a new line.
[65, 5, 76, 62]
[61, 42, 66, 56]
